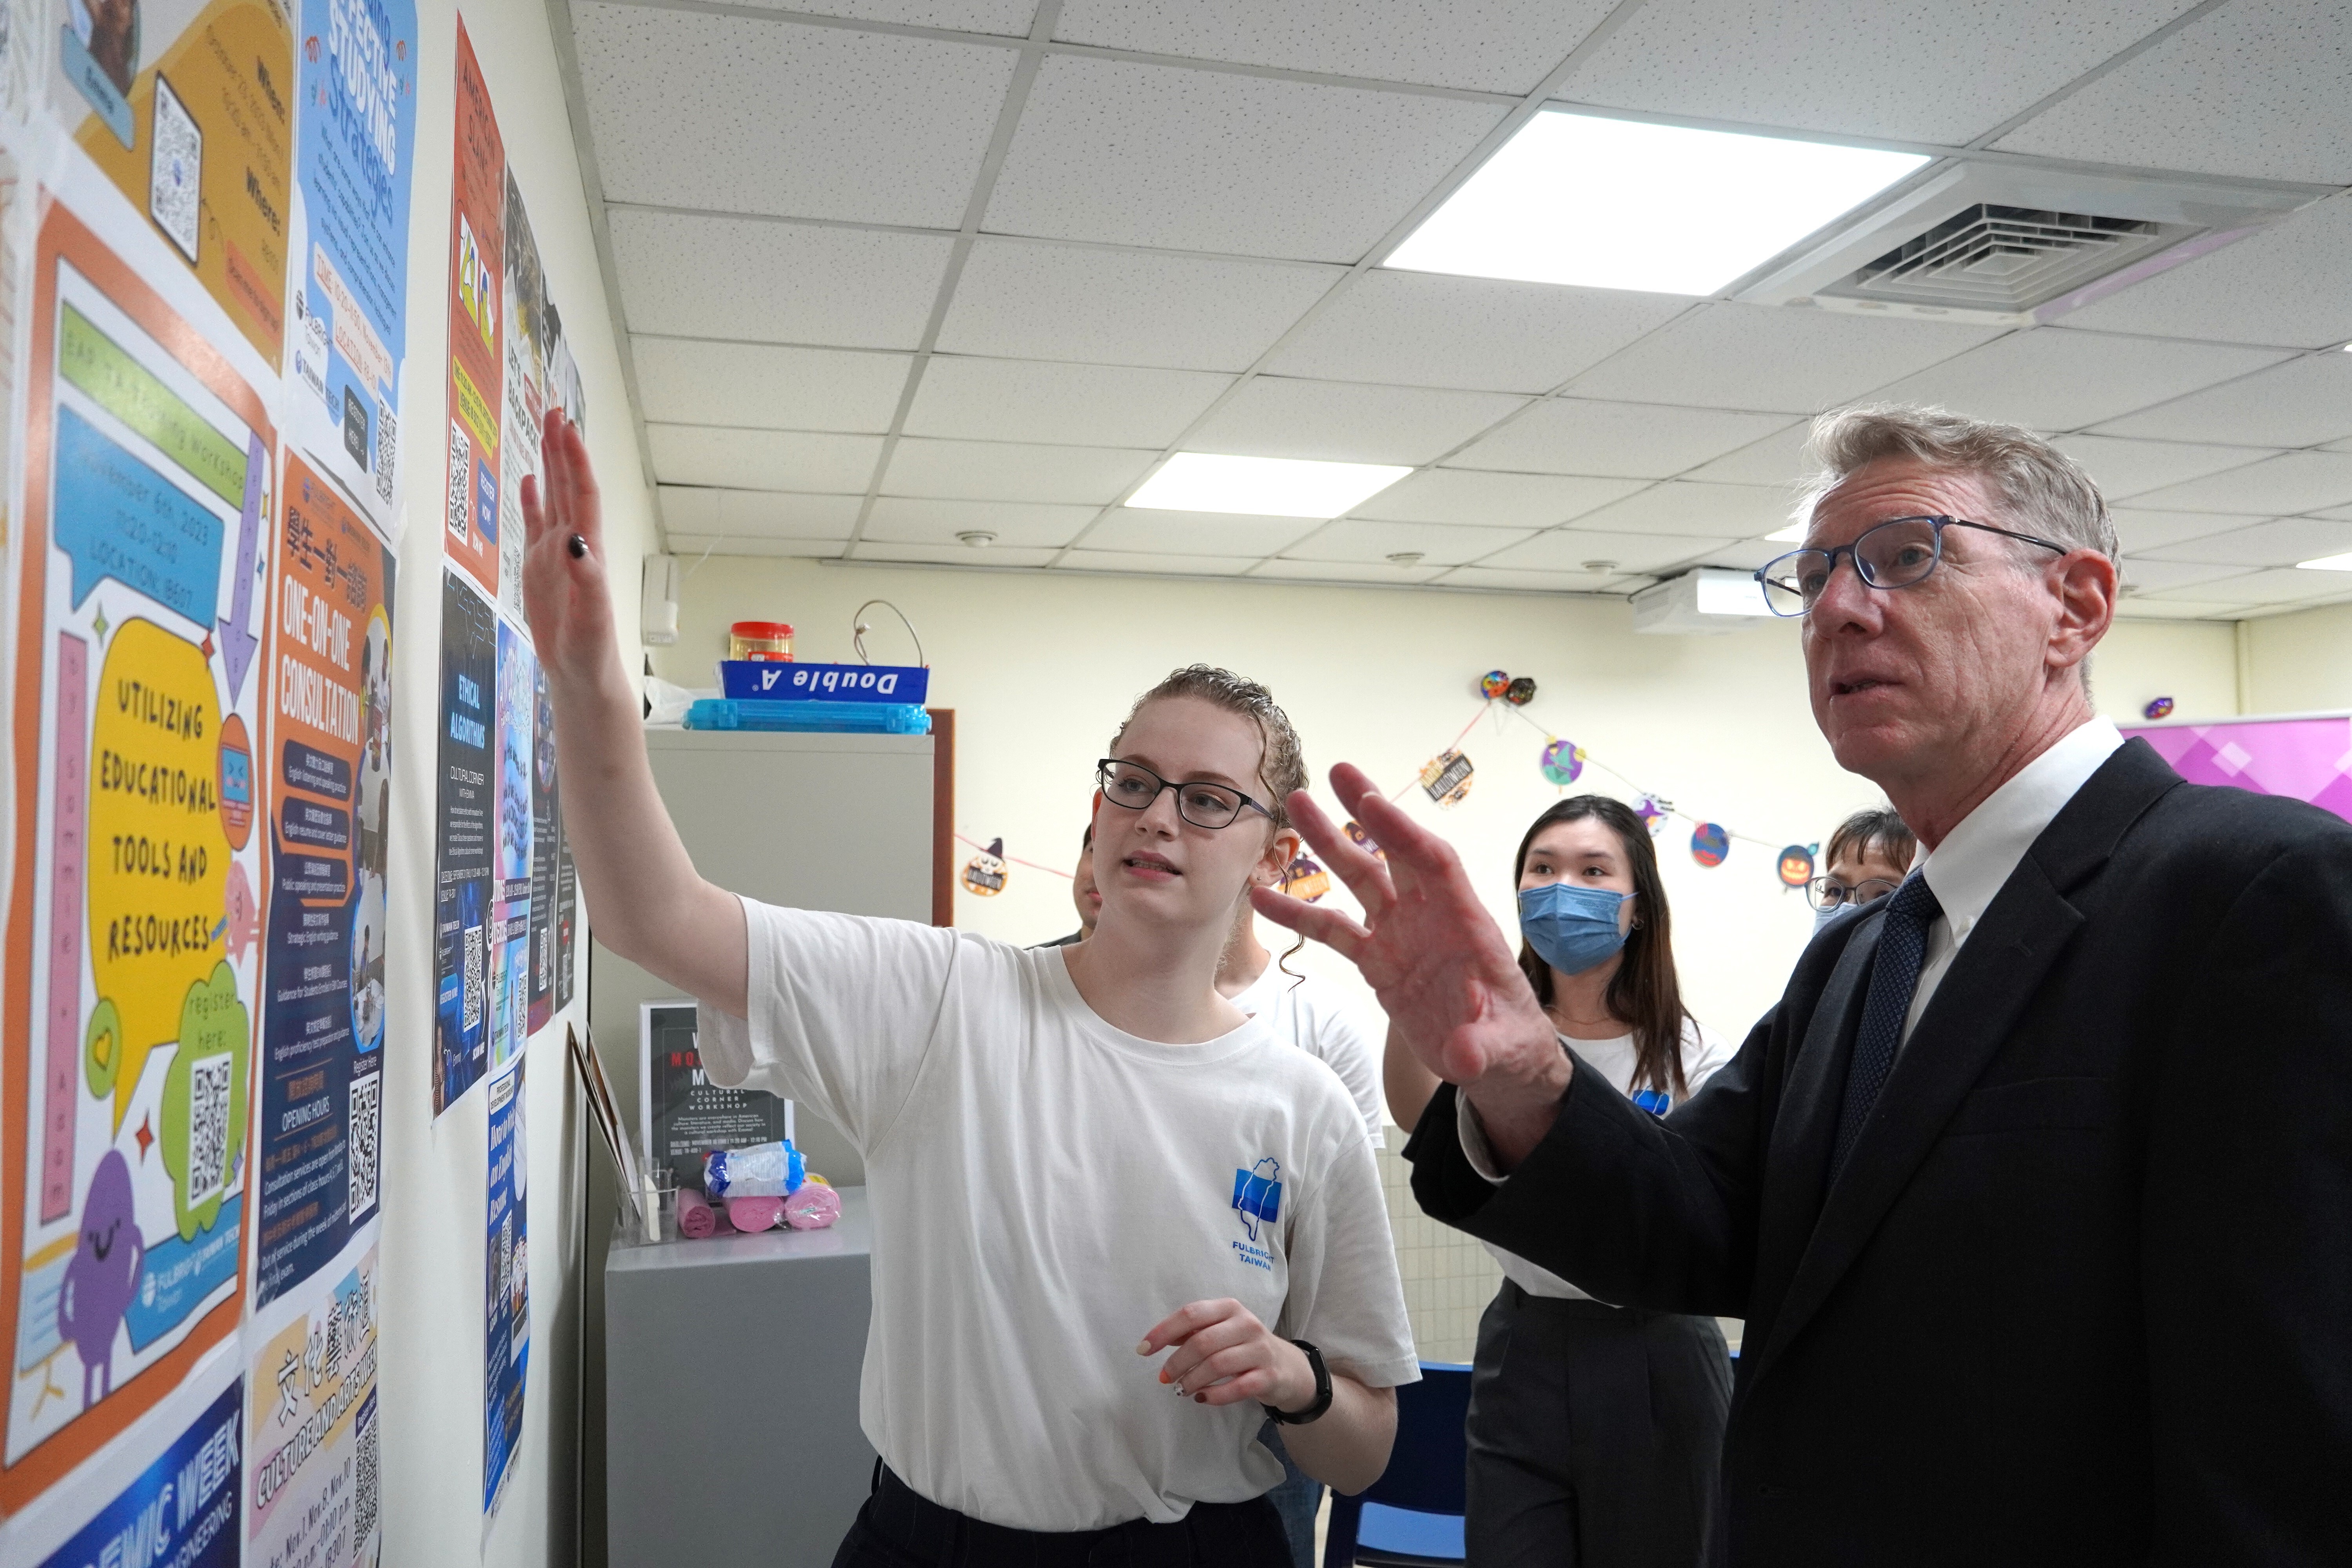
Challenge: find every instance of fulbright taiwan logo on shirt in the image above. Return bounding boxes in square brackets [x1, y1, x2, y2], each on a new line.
[1231, 1158, 1281, 1271]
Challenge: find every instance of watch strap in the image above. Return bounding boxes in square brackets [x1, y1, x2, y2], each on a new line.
[1263, 1339, 1332, 1426]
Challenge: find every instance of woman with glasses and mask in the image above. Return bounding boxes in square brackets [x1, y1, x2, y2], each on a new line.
[1809, 807, 1918, 932]
[521, 413, 1412, 1568]
[1387, 796, 1732, 1568]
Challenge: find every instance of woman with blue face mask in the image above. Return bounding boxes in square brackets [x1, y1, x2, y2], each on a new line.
[1387, 795, 1735, 1568]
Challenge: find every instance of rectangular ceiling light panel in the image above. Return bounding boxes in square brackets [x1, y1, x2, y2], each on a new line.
[1127, 452, 1411, 518]
[2296, 552, 2352, 571]
[1386, 111, 1930, 297]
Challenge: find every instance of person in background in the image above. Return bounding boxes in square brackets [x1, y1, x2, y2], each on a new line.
[1808, 807, 1916, 931]
[1387, 795, 1733, 1568]
[1216, 897, 1386, 1567]
[1038, 824, 1101, 946]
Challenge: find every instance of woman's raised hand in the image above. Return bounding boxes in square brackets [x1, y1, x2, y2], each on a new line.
[518, 409, 619, 690]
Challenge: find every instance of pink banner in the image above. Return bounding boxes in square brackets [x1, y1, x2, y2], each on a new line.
[2122, 716, 2352, 823]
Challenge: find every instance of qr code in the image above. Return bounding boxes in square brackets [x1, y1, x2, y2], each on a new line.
[375, 401, 398, 504]
[462, 922, 485, 1031]
[446, 423, 471, 542]
[187, 1051, 232, 1207]
[347, 1071, 381, 1221]
[149, 74, 201, 264]
[353, 1395, 380, 1546]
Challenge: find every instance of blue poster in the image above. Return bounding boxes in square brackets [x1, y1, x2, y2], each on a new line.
[483, 1063, 528, 1514]
[490, 621, 534, 1075]
[34, 1379, 241, 1567]
[433, 571, 496, 1114]
[289, 0, 419, 527]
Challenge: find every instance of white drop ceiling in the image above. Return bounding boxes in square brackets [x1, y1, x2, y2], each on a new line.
[557, 0, 2352, 618]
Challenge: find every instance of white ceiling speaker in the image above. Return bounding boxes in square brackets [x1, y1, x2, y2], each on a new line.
[1630, 568, 1773, 635]
[1734, 160, 2328, 327]
[956, 530, 997, 547]
[1387, 550, 1425, 566]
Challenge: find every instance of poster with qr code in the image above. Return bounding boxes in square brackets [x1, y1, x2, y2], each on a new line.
[243, 1244, 378, 1568]
[482, 1062, 526, 1517]
[1, 197, 270, 1505]
[2, 1365, 242, 1567]
[442, 18, 502, 600]
[253, 456, 395, 1305]
[434, 569, 497, 1116]
[284, 0, 418, 543]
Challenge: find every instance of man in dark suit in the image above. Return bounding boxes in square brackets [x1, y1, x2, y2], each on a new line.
[1255, 407, 2352, 1566]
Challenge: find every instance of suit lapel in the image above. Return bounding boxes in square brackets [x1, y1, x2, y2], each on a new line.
[1745, 738, 2184, 1387]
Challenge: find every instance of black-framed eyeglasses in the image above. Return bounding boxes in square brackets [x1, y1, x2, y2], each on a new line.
[1096, 759, 1274, 831]
[1754, 515, 2072, 618]
[1806, 874, 1901, 913]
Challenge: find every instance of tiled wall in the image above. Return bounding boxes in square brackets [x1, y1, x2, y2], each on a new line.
[1378, 1129, 1501, 1366]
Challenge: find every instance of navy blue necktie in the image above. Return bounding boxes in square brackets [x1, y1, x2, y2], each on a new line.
[1831, 873, 1944, 1177]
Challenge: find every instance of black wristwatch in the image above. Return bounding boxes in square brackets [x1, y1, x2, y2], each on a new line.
[1263, 1339, 1332, 1426]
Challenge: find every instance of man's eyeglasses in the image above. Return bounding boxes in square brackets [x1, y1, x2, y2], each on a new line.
[1806, 875, 1900, 913]
[1755, 515, 2071, 618]
[1097, 760, 1273, 831]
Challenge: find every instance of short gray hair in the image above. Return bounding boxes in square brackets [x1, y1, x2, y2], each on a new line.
[1798, 405, 2118, 561]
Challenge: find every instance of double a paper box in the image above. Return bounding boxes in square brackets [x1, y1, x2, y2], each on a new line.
[719, 661, 930, 705]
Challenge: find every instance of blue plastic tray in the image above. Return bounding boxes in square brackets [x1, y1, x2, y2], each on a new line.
[685, 699, 931, 734]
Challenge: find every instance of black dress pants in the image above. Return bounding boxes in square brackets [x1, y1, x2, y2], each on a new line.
[1465, 1282, 1731, 1568]
[832, 1464, 1292, 1568]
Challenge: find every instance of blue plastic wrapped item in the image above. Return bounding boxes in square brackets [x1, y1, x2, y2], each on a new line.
[705, 1140, 805, 1198]
[684, 699, 931, 734]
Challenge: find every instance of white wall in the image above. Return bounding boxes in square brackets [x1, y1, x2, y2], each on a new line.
[377, 0, 658, 1563]
[2244, 601, 2352, 714]
[658, 559, 2237, 1073]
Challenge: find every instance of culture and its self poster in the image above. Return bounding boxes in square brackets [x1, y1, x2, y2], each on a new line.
[2, 199, 272, 1505]
[432, 570, 495, 1115]
[10, 1368, 243, 1568]
[287, 0, 419, 530]
[58, 0, 296, 367]
[246, 1245, 379, 1568]
[252, 457, 391, 1305]
[442, 18, 501, 599]
[489, 620, 532, 1075]
[482, 1062, 526, 1515]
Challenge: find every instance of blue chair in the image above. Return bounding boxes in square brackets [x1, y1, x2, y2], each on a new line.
[1323, 1361, 1471, 1566]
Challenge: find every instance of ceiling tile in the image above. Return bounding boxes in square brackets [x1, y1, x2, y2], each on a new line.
[1558, 0, 2203, 145]
[904, 358, 1234, 446]
[984, 56, 1507, 261]
[1435, 566, 1653, 595]
[1864, 329, 2291, 433]
[2053, 435, 2281, 501]
[2112, 597, 2240, 619]
[1057, 550, 1260, 575]
[2127, 451, 2352, 516]
[849, 541, 1062, 567]
[1281, 519, 1534, 565]
[659, 486, 867, 539]
[1248, 558, 1451, 584]
[1563, 481, 1796, 538]
[741, 0, 1036, 32]
[573, 5, 1016, 224]
[2058, 193, 2352, 350]
[1562, 303, 2000, 414]
[1053, 0, 1615, 93]
[2109, 507, 2267, 553]
[608, 210, 953, 349]
[2143, 567, 2352, 606]
[1991, 0, 2352, 184]
[1187, 378, 1528, 465]
[2090, 352, 2352, 448]
[881, 437, 1157, 501]
[1693, 539, 1789, 571]
[2139, 517, 2352, 567]
[1078, 508, 1321, 555]
[634, 339, 911, 432]
[1480, 528, 1733, 573]
[668, 534, 846, 559]
[1353, 468, 1645, 527]
[2116, 558, 2258, 594]
[938, 240, 1341, 370]
[1446, 399, 1796, 478]
[862, 497, 1100, 546]
[1264, 271, 1693, 393]
[1682, 423, 1816, 486]
[648, 425, 883, 491]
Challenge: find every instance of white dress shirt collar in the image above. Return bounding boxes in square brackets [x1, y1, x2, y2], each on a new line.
[1914, 717, 2124, 937]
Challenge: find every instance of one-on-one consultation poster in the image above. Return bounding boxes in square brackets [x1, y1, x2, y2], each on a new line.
[433, 571, 497, 1114]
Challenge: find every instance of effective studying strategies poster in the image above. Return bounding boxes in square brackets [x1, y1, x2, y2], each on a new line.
[432, 570, 495, 1115]
[1, 195, 273, 1506]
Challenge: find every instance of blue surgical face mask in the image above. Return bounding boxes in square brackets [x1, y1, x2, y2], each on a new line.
[1813, 903, 1841, 935]
[1518, 881, 1633, 976]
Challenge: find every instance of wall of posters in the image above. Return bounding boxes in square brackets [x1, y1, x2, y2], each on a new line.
[481, 1061, 525, 1517]
[431, 568, 494, 1116]
[252, 458, 392, 1307]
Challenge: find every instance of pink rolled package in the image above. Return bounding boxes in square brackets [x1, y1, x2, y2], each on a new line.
[783, 1181, 842, 1231]
[727, 1194, 785, 1232]
[676, 1186, 717, 1239]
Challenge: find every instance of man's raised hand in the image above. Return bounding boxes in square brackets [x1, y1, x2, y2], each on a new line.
[518, 409, 618, 690]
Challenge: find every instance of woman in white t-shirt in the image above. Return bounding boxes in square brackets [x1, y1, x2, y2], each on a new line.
[1388, 795, 1733, 1568]
[518, 412, 1416, 1568]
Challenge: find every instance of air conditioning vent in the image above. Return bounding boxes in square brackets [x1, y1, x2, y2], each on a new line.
[1827, 204, 2197, 314]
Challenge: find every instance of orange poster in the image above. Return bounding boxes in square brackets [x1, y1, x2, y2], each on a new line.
[443, 17, 503, 600]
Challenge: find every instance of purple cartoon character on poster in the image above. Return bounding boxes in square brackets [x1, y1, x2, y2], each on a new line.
[57, 1151, 143, 1406]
